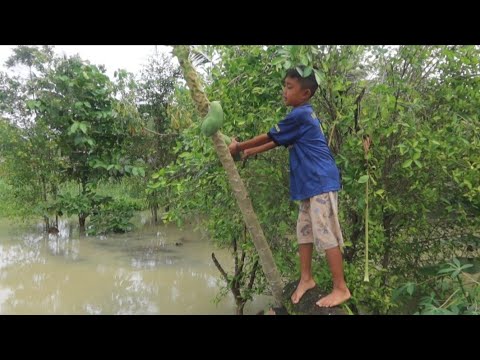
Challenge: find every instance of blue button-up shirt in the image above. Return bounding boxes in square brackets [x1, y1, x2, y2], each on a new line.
[267, 104, 341, 201]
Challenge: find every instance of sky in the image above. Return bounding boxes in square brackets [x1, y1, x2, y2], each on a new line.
[0, 45, 174, 78]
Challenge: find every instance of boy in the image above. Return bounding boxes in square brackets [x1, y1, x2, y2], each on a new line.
[228, 66, 351, 307]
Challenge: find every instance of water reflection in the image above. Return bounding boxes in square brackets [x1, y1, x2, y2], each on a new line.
[0, 216, 273, 314]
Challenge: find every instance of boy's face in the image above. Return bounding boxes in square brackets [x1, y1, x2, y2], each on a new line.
[283, 76, 311, 107]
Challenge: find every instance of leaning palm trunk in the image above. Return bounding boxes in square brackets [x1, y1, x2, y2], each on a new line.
[172, 46, 284, 307]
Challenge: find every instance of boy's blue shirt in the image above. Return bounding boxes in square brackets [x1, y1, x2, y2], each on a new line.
[267, 103, 341, 201]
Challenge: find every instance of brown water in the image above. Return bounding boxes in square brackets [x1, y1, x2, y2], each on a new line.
[0, 215, 272, 314]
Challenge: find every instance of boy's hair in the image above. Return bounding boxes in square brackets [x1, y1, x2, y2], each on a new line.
[284, 65, 318, 98]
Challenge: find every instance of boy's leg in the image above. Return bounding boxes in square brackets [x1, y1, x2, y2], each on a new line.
[316, 246, 351, 307]
[291, 199, 316, 304]
[291, 243, 316, 304]
[310, 192, 351, 307]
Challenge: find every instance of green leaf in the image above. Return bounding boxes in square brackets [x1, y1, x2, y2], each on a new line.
[451, 270, 461, 278]
[402, 159, 413, 168]
[414, 160, 422, 168]
[25, 99, 40, 110]
[406, 283, 415, 296]
[92, 161, 106, 169]
[296, 66, 304, 77]
[463, 180, 472, 190]
[69, 122, 80, 135]
[358, 175, 369, 183]
[460, 264, 473, 271]
[303, 67, 313, 77]
[375, 189, 385, 196]
[314, 70, 323, 85]
[300, 54, 308, 66]
[149, 182, 162, 189]
[79, 122, 88, 134]
[272, 57, 284, 66]
[438, 268, 453, 274]
[74, 136, 84, 146]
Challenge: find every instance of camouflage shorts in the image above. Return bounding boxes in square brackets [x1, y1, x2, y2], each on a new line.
[296, 192, 344, 251]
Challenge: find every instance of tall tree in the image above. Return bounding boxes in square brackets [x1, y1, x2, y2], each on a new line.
[172, 45, 284, 307]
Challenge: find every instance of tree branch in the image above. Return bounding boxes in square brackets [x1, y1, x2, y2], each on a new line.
[211, 252, 229, 283]
[247, 259, 259, 291]
[142, 126, 177, 137]
[233, 235, 238, 275]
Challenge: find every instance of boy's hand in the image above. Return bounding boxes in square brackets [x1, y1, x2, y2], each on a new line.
[229, 138, 240, 156]
[241, 149, 252, 160]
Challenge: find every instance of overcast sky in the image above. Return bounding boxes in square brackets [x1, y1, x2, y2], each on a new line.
[0, 45, 174, 78]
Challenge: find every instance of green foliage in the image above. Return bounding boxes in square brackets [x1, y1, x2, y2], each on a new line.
[393, 257, 480, 315]
[0, 178, 16, 217]
[155, 45, 480, 314]
[0, 116, 60, 221]
[87, 198, 142, 235]
[56, 189, 110, 219]
[1, 46, 147, 231]
[2, 45, 479, 314]
[35, 56, 139, 185]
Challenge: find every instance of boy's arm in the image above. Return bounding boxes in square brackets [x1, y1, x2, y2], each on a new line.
[230, 133, 271, 154]
[229, 133, 278, 159]
[242, 141, 277, 159]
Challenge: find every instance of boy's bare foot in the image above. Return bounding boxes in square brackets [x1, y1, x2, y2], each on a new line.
[291, 279, 316, 304]
[316, 288, 351, 307]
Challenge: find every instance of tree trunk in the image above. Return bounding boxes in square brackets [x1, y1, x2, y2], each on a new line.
[173, 46, 284, 307]
[40, 175, 50, 232]
[236, 303, 245, 315]
[44, 216, 50, 233]
[152, 205, 158, 224]
[344, 210, 361, 263]
[79, 213, 86, 235]
[79, 180, 88, 235]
